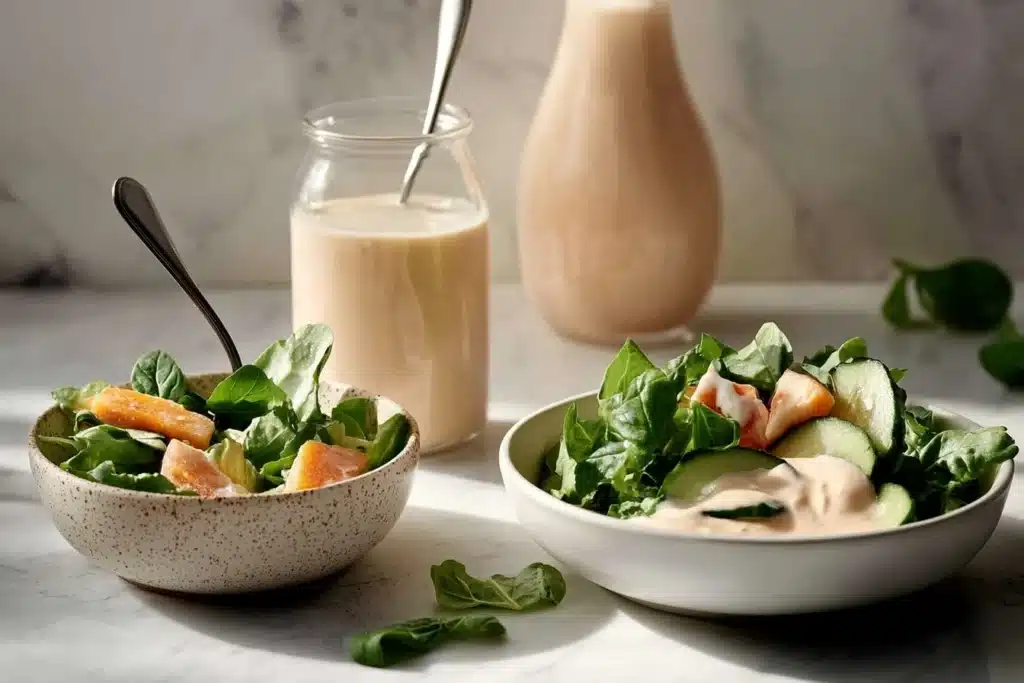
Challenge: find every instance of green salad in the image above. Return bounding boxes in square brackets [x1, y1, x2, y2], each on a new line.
[537, 323, 1019, 527]
[42, 325, 411, 497]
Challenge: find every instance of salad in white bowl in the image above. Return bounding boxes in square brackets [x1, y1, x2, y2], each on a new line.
[536, 323, 1018, 536]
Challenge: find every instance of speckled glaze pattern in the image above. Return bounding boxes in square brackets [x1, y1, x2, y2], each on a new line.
[27, 375, 419, 594]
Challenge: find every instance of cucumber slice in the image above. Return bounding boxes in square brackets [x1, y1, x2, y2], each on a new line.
[830, 360, 904, 455]
[702, 500, 786, 520]
[772, 417, 876, 476]
[663, 448, 788, 505]
[876, 483, 913, 528]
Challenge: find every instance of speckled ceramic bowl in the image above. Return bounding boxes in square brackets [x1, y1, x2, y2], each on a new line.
[27, 374, 419, 594]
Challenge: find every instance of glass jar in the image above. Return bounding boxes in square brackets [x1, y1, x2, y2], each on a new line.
[291, 97, 489, 454]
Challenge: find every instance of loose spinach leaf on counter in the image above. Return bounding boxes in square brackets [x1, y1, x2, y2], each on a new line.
[366, 414, 411, 469]
[331, 397, 378, 440]
[253, 323, 334, 423]
[883, 258, 1012, 333]
[430, 560, 567, 611]
[599, 340, 656, 400]
[42, 424, 164, 471]
[206, 365, 288, 426]
[131, 350, 188, 402]
[350, 615, 506, 668]
[52, 380, 109, 413]
[716, 322, 793, 393]
[979, 319, 1024, 389]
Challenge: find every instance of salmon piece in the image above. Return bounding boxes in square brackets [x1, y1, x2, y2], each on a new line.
[161, 439, 247, 498]
[91, 387, 215, 449]
[692, 366, 770, 450]
[765, 369, 835, 444]
[284, 441, 370, 492]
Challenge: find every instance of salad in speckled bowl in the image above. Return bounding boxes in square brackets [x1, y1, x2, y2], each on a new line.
[27, 325, 420, 594]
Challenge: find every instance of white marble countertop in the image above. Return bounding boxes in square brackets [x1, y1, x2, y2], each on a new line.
[3, 285, 1024, 682]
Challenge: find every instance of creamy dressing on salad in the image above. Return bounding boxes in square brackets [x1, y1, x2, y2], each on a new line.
[635, 455, 885, 536]
[695, 365, 758, 425]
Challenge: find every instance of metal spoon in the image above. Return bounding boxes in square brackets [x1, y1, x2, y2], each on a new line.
[112, 177, 243, 372]
[398, 0, 473, 203]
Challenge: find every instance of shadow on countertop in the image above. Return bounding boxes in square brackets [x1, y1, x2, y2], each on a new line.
[619, 516, 1024, 682]
[132, 505, 617, 668]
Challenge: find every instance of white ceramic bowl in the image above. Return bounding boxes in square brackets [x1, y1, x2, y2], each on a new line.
[28, 374, 419, 595]
[499, 391, 1013, 616]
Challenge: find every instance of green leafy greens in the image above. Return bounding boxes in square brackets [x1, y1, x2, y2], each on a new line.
[430, 559, 566, 611]
[537, 324, 1019, 525]
[350, 616, 506, 668]
[46, 325, 412, 496]
[881, 257, 1022, 388]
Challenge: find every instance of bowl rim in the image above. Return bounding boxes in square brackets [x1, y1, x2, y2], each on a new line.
[499, 389, 1015, 545]
[28, 374, 420, 503]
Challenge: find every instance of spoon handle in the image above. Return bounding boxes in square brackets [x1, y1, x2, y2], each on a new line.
[398, 0, 473, 203]
[112, 177, 243, 372]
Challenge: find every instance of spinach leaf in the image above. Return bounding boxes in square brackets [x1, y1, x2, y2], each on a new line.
[979, 320, 1024, 389]
[73, 410, 101, 432]
[179, 391, 209, 414]
[64, 461, 192, 494]
[44, 424, 163, 471]
[664, 334, 732, 387]
[350, 615, 506, 668]
[366, 414, 411, 469]
[586, 440, 653, 499]
[889, 368, 909, 384]
[608, 495, 663, 519]
[552, 404, 605, 503]
[599, 340, 656, 400]
[131, 350, 187, 401]
[688, 403, 740, 452]
[52, 380, 109, 413]
[717, 322, 793, 392]
[905, 258, 1013, 333]
[253, 324, 334, 423]
[882, 273, 932, 330]
[430, 559, 566, 611]
[602, 370, 678, 447]
[206, 365, 287, 425]
[331, 397, 378, 439]
[916, 427, 1018, 483]
[800, 337, 869, 385]
[244, 407, 299, 468]
[903, 406, 938, 456]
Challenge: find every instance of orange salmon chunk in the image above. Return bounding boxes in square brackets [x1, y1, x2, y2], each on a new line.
[284, 441, 370, 492]
[765, 369, 835, 444]
[91, 386, 215, 449]
[161, 439, 246, 498]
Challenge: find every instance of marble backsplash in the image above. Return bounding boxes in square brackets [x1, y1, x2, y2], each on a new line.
[2, 0, 1023, 287]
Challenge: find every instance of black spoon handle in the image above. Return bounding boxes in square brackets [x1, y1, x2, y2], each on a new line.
[112, 177, 243, 372]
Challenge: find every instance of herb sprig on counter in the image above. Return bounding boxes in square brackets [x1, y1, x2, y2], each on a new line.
[882, 257, 1023, 389]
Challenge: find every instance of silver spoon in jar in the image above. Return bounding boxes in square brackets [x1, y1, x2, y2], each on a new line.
[112, 177, 243, 372]
[398, 0, 473, 204]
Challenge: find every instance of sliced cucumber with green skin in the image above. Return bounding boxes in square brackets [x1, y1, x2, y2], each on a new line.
[876, 483, 914, 528]
[772, 417, 876, 476]
[830, 360, 905, 456]
[702, 500, 786, 520]
[663, 448, 789, 505]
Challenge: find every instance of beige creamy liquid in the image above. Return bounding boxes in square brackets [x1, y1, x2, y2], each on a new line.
[635, 456, 885, 536]
[290, 194, 489, 453]
[517, 0, 721, 343]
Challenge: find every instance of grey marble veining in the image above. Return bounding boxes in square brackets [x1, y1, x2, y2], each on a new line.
[3, 0, 1024, 286]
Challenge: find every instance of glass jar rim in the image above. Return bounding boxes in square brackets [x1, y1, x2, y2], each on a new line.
[302, 96, 474, 147]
